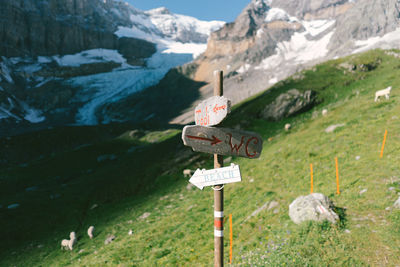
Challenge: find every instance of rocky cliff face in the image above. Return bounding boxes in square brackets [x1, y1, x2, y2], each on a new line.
[330, 0, 400, 53]
[0, 0, 155, 61]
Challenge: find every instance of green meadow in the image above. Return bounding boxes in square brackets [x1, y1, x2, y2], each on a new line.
[1, 49, 400, 266]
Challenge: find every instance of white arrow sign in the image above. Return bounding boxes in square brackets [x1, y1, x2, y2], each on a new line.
[189, 163, 242, 190]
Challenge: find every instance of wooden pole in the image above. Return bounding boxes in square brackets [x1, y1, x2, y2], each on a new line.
[213, 70, 224, 267]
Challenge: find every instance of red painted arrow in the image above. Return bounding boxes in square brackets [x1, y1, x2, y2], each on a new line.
[186, 135, 222, 145]
[213, 104, 226, 113]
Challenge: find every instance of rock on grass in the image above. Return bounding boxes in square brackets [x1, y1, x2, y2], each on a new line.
[289, 193, 339, 224]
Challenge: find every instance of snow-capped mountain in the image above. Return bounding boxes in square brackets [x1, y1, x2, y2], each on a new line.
[0, 0, 224, 132]
[167, 0, 400, 124]
[2, 0, 400, 134]
[145, 7, 224, 44]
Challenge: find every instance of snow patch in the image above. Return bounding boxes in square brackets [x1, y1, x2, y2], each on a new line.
[147, 7, 171, 15]
[237, 64, 251, 74]
[302, 20, 335, 37]
[265, 8, 290, 22]
[23, 104, 45, 123]
[53, 49, 126, 67]
[0, 62, 13, 83]
[0, 109, 10, 120]
[353, 27, 400, 54]
[7, 98, 14, 108]
[37, 56, 52, 64]
[130, 13, 156, 31]
[269, 77, 278, 84]
[283, 31, 334, 63]
[115, 26, 153, 41]
[35, 78, 54, 88]
[9, 57, 23, 65]
[20, 64, 42, 74]
[0, 107, 20, 120]
[161, 42, 207, 59]
[256, 28, 265, 38]
[256, 21, 335, 70]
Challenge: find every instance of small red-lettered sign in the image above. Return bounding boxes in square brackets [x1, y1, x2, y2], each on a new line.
[194, 96, 231, 126]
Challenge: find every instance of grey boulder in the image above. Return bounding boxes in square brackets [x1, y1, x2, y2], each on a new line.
[261, 89, 317, 121]
[289, 193, 339, 224]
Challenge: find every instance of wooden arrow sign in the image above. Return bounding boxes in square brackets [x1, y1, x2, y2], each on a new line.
[182, 125, 263, 158]
[195, 96, 231, 126]
[189, 164, 242, 190]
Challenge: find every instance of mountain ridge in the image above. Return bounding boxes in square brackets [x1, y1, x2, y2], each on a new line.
[2, 0, 400, 135]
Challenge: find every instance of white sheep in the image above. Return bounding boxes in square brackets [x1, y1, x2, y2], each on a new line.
[61, 231, 76, 251]
[375, 86, 392, 102]
[322, 109, 328, 116]
[87, 226, 94, 239]
[183, 169, 192, 178]
[61, 239, 69, 250]
[284, 124, 291, 131]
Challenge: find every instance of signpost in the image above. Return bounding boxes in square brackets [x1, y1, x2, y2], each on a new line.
[189, 164, 242, 190]
[181, 70, 263, 266]
[195, 96, 231, 126]
[182, 125, 263, 159]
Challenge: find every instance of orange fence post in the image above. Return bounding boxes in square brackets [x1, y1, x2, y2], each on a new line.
[310, 164, 314, 194]
[335, 157, 340, 195]
[229, 214, 233, 264]
[380, 129, 388, 158]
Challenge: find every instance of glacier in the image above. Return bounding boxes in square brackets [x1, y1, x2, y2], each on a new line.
[71, 7, 224, 125]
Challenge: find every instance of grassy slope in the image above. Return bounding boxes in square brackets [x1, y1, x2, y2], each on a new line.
[1, 49, 400, 266]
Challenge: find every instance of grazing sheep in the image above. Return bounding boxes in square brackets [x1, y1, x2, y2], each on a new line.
[183, 169, 193, 178]
[284, 124, 291, 131]
[322, 109, 328, 116]
[375, 86, 392, 102]
[87, 226, 94, 239]
[61, 239, 69, 250]
[61, 231, 76, 251]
